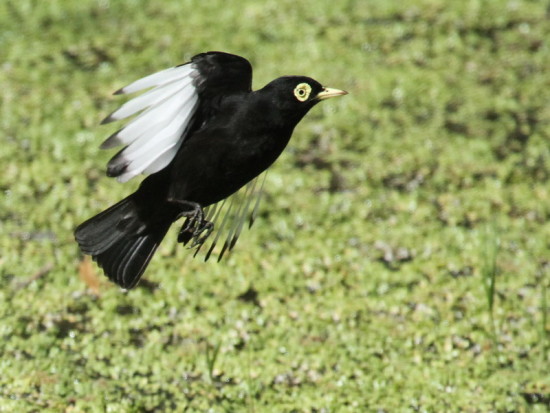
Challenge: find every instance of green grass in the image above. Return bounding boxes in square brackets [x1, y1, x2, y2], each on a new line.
[1, 0, 550, 411]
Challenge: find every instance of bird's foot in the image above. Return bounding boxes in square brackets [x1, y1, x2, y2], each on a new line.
[190, 221, 213, 247]
[178, 218, 213, 246]
[172, 200, 214, 246]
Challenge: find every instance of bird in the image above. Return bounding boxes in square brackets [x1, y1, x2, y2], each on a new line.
[75, 51, 347, 289]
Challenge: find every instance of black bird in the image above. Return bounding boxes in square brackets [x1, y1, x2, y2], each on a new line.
[75, 51, 347, 289]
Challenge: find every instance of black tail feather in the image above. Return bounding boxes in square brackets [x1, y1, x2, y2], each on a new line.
[75, 196, 170, 289]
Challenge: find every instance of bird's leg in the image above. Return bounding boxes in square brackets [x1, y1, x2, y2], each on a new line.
[169, 199, 213, 246]
[170, 199, 204, 226]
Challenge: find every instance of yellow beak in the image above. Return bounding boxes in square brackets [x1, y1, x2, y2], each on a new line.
[315, 87, 348, 100]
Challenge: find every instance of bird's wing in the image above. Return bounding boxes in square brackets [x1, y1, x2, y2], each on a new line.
[101, 64, 200, 182]
[196, 172, 267, 262]
[101, 52, 252, 183]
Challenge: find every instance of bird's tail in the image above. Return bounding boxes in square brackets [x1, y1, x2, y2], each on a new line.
[75, 195, 171, 289]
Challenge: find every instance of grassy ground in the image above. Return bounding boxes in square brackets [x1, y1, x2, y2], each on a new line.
[1, 0, 549, 411]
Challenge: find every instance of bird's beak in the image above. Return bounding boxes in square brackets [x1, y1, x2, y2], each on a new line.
[315, 87, 348, 101]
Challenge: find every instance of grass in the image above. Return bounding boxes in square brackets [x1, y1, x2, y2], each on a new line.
[481, 221, 500, 343]
[1, 0, 550, 411]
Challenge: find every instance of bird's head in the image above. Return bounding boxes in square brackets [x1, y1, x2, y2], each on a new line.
[259, 76, 347, 124]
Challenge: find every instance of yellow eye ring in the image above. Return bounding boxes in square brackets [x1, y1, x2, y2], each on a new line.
[294, 83, 312, 102]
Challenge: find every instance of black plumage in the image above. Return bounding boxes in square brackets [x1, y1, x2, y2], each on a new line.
[75, 51, 347, 289]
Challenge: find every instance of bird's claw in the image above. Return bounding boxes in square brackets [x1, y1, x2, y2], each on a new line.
[190, 221, 213, 247]
[179, 218, 213, 247]
[175, 203, 214, 247]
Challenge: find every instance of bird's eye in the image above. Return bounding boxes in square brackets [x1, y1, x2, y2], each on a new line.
[293, 83, 312, 102]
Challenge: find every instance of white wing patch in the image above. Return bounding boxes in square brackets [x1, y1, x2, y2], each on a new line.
[101, 64, 199, 182]
[192, 172, 267, 262]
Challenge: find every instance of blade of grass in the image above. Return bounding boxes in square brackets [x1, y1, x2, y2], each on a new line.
[204, 339, 222, 384]
[539, 262, 549, 362]
[481, 221, 500, 345]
